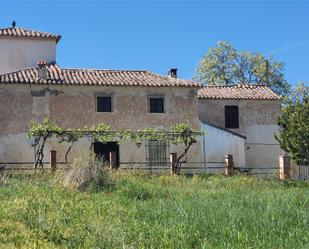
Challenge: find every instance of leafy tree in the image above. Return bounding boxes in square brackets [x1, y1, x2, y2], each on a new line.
[275, 83, 309, 165]
[195, 41, 291, 96]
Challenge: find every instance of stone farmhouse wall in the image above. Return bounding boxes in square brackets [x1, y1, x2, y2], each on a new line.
[198, 98, 283, 169]
[0, 84, 204, 169]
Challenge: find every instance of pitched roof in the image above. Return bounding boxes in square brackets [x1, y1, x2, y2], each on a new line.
[0, 27, 61, 43]
[198, 84, 280, 100]
[0, 64, 201, 88]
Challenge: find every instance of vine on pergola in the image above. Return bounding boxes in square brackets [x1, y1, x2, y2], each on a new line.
[27, 118, 203, 173]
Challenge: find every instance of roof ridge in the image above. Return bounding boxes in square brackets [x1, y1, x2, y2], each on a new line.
[60, 67, 148, 73]
[0, 64, 201, 88]
[198, 84, 280, 100]
[0, 64, 151, 75]
[205, 84, 268, 88]
[148, 71, 200, 84]
[0, 26, 61, 43]
[0, 26, 53, 32]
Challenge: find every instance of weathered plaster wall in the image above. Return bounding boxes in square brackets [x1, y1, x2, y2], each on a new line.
[245, 124, 283, 168]
[0, 84, 203, 168]
[201, 122, 246, 173]
[198, 99, 281, 136]
[0, 37, 56, 74]
[48, 85, 200, 130]
[198, 98, 283, 169]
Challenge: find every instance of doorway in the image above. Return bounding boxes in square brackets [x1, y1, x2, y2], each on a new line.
[93, 141, 120, 167]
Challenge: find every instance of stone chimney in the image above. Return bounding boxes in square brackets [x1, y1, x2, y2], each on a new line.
[37, 61, 47, 79]
[168, 68, 178, 78]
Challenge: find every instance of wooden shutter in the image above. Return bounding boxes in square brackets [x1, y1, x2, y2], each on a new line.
[225, 106, 239, 128]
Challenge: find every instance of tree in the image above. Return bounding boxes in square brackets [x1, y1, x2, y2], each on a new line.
[275, 83, 309, 165]
[195, 41, 291, 96]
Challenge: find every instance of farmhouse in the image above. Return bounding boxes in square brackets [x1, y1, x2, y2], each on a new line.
[0, 24, 283, 173]
[0, 25, 204, 170]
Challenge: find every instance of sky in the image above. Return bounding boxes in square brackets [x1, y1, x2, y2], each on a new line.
[1, 0, 308, 86]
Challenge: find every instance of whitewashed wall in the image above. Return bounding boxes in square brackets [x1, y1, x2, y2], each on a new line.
[201, 122, 246, 172]
[0, 38, 56, 74]
[245, 124, 283, 169]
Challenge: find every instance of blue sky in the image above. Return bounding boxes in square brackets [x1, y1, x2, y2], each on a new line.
[1, 0, 308, 86]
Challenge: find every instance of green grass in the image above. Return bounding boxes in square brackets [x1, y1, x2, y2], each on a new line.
[0, 173, 308, 248]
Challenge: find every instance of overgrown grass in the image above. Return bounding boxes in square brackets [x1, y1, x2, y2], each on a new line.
[0, 173, 308, 248]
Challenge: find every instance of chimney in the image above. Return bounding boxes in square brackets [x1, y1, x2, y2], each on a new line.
[37, 61, 47, 79]
[168, 68, 177, 78]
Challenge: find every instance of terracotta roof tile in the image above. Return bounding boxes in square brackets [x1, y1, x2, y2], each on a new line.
[0, 64, 201, 88]
[0, 27, 61, 43]
[198, 84, 280, 100]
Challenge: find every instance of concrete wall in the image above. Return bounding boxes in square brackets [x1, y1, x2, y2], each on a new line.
[0, 84, 203, 169]
[198, 98, 283, 169]
[201, 122, 246, 173]
[0, 37, 56, 74]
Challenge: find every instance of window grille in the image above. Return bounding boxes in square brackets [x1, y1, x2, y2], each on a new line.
[149, 95, 164, 113]
[146, 140, 169, 167]
[97, 96, 112, 112]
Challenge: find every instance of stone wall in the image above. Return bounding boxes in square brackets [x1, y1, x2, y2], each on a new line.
[0, 84, 204, 168]
[198, 98, 283, 169]
[198, 99, 281, 136]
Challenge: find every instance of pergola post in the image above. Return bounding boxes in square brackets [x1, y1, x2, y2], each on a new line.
[225, 154, 234, 176]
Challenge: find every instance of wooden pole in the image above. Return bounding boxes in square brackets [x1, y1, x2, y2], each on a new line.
[109, 151, 117, 170]
[170, 153, 177, 175]
[225, 154, 234, 176]
[279, 155, 291, 180]
[50, 150, 57, 171]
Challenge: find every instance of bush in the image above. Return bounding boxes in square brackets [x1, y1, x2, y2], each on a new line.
[62, 152, 112, 191]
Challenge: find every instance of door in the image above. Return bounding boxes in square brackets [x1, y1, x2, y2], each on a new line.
[93, 142, 120, 167]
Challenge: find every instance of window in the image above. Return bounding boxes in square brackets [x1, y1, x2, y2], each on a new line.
[146, 140, 169, 167]
[225, 105, 239, 129]
[97, 96, 112, 112]
[149, 96, 164, 113]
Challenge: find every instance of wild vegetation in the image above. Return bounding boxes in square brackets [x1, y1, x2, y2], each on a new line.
[0, 171, 308, 248]
[59, 152, 113, 191]
[276, 83, 309, 166]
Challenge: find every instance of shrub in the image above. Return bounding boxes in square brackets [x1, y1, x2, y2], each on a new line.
[62, 152, 112, 191]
